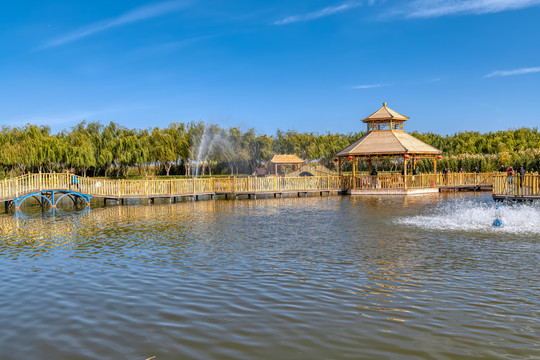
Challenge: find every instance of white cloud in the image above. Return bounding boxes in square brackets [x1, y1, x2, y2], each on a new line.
[274, 1, 364, 25]
[40, 1, 187, 49]
[403, 0, 540, 18]
[485, 66, 540, 77]
[3, 106, 139, 131]
[351, 84, 388, 89]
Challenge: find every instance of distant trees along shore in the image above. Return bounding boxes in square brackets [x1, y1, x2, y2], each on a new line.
[1, 121, 539, 178]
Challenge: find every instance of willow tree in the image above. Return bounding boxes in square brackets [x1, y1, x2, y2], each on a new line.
[67, 125, 96, 177]
[150, 127, 176, 176]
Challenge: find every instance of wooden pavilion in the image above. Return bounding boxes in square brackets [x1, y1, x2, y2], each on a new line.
[268, 154, 306, 175]
[335, 103, 442, 194]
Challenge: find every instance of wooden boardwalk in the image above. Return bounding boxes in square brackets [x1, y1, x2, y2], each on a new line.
[0, 171, 501, 211]
[0, 173, 345, 209]
[492, 173, 540, 202]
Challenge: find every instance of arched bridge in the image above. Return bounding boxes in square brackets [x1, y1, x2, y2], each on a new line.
[11, 189, 92, 211]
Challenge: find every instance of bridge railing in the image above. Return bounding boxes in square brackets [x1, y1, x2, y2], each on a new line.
[436, 172, 493, 187]
[0, 173, 345, 200]
[493, 174, 540, 197]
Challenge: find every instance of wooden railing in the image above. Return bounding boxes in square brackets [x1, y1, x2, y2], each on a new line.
[0, 172, 497, 201]
[342, 172, 493, 190]
[493, 174, 540, 197]
[0, 173, 344, 200]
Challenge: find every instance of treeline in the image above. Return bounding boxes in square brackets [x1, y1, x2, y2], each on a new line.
[411, 129, 540, 173]
[1, 121, 539, 178]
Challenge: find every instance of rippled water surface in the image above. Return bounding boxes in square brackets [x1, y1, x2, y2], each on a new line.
[1, 194, 539, 359]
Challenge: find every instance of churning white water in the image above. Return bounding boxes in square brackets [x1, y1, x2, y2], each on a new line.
[396, 198, 540, 235]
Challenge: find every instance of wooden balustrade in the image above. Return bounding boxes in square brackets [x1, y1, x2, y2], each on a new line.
[0, 172, 501, 201]
[492, 174, 540, 197]
[341, 172, 492, 190]
[0, 173, 345, 200]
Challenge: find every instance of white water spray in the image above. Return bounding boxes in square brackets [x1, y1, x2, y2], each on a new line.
[395, 199, 540, 235]
[189, 127, 232, 177]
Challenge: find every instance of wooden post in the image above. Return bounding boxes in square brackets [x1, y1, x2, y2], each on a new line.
[352, 157, 356, 189]
[368, 159, 372, 175]
[404, 158, 408, 176]
[404, 158, 408, 189]
[338, 158, 342, 176]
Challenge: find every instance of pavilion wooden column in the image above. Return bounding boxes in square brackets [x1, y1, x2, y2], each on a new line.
[338, 158, 342, 176]
[275, 163, 278, 175]
[404, 157, 408, 189]
[403, 158, 408, 176]
[352, 157, 357, 189]
[433, 158, 437, 174]
[368, 159, 372, 174]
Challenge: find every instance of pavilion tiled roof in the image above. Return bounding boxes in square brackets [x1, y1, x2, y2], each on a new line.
[269, 154, 305, 164]
[361, 103, 409, 123]
[336, 102, 441, 157]
[336, 130, 442, 157]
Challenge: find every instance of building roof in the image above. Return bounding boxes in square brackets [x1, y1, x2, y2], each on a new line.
[335, 130, 442, 157]
[269, 154, 305, 164]
[362, 102, 409, 123]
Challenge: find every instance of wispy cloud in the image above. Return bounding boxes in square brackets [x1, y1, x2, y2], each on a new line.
[402, 0, 540, 18]
[4, 104, 146, 129]
[274, 1, 363, 25]
[350, 83, 388, 89]
[5, 111, 103, 130]
[40, 1, 188, 49]
[485, 66, 540, 77]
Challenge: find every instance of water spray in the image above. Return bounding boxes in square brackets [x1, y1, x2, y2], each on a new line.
[492, 204, 504, 227]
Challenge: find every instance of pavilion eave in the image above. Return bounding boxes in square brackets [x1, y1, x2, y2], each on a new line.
[337, 152, 442, 158]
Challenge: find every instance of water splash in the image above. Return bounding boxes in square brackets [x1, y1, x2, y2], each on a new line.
[190, 127, 232, 177]
[395, 199, 540, 235]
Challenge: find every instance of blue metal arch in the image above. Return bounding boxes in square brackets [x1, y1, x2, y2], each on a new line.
[56, 192, 91, 205]
[13, 190, 92, 209]
[13, 192, 52, 208]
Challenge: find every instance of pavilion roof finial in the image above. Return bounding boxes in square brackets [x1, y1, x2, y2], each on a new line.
[361, 103, 409, 123]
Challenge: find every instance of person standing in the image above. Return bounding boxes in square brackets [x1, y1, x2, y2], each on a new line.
[443, 167, 450, 185]
[370, 168, 378, 188]
[518, 165, 526, 192]
[499, 164, 506, 173]
[506, 165, 514, 186]
[70, 173, 79, 190]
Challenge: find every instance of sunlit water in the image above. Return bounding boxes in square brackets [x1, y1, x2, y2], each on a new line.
[1, 194, 539, 359]
[396, 197, 540, 235]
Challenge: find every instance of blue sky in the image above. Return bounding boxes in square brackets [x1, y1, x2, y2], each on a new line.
[1, 0, 540, 135]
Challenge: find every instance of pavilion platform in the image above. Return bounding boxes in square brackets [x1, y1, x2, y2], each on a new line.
[348, 187, 439, 195]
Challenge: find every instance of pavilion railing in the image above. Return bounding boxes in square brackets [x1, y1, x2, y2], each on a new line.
[343, 172, 493, 190]
[492, 174, 540, 197]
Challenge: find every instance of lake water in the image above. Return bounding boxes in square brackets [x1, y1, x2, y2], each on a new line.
[1, 194, 539, 359]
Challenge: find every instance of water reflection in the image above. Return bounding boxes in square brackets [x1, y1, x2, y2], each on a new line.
[1, 195, 539, 359]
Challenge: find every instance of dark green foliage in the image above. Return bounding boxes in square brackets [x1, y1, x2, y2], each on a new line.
[0, 121, 539, 178]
